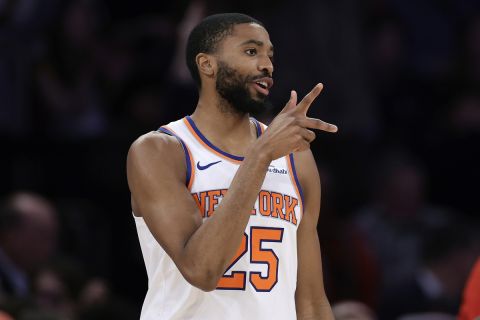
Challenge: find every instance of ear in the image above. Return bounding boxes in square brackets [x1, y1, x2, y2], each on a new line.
[196, 53, 216, 78]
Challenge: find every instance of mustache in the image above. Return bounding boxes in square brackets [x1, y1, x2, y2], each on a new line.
[249, 70, 272, 81]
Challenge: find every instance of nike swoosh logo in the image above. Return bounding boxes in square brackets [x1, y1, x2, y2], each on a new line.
[197, 160, 222, 170]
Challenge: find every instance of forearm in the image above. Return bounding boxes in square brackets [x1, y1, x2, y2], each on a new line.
[297, 295, 335, 320]
[297, 301, 334, 320]
[179, 144, 271, 289]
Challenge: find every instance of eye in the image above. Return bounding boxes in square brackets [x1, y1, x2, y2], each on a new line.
[245, 48, 257, 56]
[269, 55, 274, 63]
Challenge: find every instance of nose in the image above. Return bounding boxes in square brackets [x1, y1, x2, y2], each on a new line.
[258, 55, 274, 76]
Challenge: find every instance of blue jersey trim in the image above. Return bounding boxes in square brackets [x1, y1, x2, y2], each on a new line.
[288, 153, 304, 205]
[185, 116, 245, 161]
[250, 117, 263, 137]
[158, 127, 192, 188]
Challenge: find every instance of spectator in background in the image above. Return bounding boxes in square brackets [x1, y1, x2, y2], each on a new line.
[32, 259, 87, 319]
[423, 91, 480, 217]
[34, 0, 107, 139]
[0, 311, 12, 320]
[379, 223, 479, 319]
[0, 202, 123, 319]
[458, 257, 480, 320]
[0, 0, 60, 137]
[29, 257, 116, 319]
[319, 209, 379, 307]
[0, 192, 58, 302]
[352, 151, 452, 291]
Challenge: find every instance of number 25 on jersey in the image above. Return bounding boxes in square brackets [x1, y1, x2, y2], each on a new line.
[217, 226, 284, 292]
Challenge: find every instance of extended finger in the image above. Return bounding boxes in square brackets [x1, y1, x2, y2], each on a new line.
[297, 83, 324, 114]
[298, 117, 338, 133]
[280, 90, 297, 114]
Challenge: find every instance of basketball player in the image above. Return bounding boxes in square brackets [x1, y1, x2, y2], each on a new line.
[127, 13, 337, 319]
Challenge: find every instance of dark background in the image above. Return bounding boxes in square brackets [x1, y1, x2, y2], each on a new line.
[1, 0, 479, 318]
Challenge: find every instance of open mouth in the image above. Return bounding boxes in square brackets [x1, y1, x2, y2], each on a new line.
[255, 81, 268, 89]
[252, 77, 273, 96]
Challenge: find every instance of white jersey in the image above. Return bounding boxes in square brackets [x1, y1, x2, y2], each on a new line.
[134, 116, 304, 320]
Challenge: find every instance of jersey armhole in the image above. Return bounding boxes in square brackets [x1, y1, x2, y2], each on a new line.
[158, 126, 195, 190]
[286, 153, 304, 221]
[250, 117, 266, 137]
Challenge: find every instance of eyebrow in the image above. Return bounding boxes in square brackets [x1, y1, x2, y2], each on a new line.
[239, 39, 274, 52]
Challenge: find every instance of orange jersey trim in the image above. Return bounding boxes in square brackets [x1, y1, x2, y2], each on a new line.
[161, 125, 195, 191]
[182, 117, 243, 165]
[286, 154, 304, 220]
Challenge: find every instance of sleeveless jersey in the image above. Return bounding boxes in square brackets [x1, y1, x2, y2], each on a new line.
[133, 116, 304, 320]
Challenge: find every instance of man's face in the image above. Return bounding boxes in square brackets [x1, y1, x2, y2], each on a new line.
[214, 23, 274, 115]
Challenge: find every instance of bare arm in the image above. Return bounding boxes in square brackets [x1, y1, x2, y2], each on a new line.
[128, 133, 271, 291]
[127, 84, 337, 291]
[295, 149, 334, 319]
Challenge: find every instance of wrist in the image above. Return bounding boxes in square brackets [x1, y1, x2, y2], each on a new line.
[246, 139, 272, 166]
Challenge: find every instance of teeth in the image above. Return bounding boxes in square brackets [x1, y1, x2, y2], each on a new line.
[256, 81, 268, 89]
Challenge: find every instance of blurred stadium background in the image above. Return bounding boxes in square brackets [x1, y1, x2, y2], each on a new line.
[1, 0, 479, 319]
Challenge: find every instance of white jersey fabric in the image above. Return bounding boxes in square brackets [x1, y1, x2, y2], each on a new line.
[134, 116, 304, 320]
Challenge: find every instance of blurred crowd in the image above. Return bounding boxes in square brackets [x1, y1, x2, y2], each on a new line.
[1, 0, 479, 319]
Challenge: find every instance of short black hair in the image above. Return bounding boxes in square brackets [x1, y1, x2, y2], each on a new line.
[186, 13, 263, 86]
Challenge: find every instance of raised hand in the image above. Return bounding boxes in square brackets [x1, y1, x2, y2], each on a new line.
[258, 83, 337, 161]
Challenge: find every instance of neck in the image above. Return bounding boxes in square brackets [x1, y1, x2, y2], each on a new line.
[190, 89, 257, 156]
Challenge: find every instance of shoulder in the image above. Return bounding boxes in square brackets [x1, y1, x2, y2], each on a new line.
[127, 131, 185, 178]
[128, 131, 182, 159]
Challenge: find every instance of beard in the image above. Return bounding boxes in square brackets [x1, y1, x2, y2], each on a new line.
[215, 61, 272, 116]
